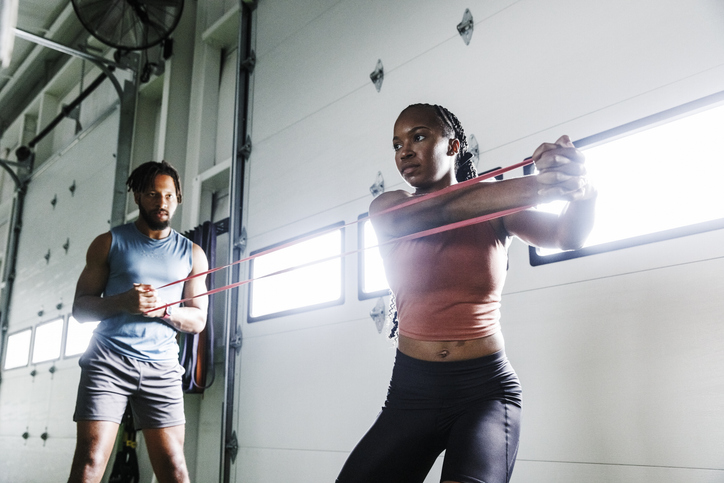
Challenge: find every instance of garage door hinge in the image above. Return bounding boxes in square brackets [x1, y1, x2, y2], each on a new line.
[370, 59, 384, 92]
[239, 135, 252, 160]
[370, 171, 384, 197]
[457, 9, 474, 45]
[226, 430, 239, 463]
[234, 226, 248, 254]
[229, 325, 243, 354]
[241, 50, 256, 74]
[370, 297, 386, 334]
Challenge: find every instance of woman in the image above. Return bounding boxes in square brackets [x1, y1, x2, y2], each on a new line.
[336, 104, 597, 483]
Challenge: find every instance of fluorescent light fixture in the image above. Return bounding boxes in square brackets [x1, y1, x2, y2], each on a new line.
[0, 0, 19, 69]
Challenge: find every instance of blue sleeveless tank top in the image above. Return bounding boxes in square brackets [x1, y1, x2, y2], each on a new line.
[94, 222, 193, 361]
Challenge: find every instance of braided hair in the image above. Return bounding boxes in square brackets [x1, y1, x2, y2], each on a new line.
[387, 104, 477, 339]
[126, 160, 183, 203]
[407, 103, 478, 182]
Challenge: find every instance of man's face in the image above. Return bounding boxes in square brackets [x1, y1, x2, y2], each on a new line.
[134, 174, 179, 231]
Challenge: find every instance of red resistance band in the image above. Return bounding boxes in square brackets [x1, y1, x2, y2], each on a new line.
[147, 158, 535, 314]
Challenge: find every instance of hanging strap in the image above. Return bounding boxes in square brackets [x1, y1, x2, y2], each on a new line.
[108, 403, 139, 483]
[179, 221, 217, 393]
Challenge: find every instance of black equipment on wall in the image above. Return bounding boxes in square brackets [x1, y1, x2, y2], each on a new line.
[179, 221, 216, 393]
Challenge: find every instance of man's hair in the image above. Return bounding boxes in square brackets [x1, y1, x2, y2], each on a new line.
[126, 160, 183, 203]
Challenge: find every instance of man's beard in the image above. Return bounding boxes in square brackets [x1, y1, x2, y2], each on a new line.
[139, 205, 171, 231]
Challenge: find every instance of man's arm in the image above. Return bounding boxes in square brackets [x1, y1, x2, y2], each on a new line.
[73, 233, 159, 322]
[148, 243, 209, 334]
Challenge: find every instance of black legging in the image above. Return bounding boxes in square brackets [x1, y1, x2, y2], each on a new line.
[337, 349, 522, 483]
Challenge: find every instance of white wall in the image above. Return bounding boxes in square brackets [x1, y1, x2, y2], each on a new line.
[230, 1, 724, 482]
[0, 110, 118, 482]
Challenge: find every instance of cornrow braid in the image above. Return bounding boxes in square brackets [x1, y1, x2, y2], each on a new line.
[388, 293, 399, 339]
[434, 105, 477, 182]
[387, 104, 479, 339]
[126, 160, 183, 203]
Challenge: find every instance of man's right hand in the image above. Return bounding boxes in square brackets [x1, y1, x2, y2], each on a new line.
[122, 283, 161, 316]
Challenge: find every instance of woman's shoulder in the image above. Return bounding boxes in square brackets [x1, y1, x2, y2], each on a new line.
[369, 189, 414, 215]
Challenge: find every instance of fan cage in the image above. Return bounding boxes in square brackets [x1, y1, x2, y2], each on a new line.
[72, 0, 184, 51]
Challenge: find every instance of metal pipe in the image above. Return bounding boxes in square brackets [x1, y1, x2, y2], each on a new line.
[27, 72, 108, 149]
[0, 159, 23, 189]
[13, 28, 125, 98]
[13, 28, 125, 70]
[0, 169, 29, 382]
[110, 76, 139, 228]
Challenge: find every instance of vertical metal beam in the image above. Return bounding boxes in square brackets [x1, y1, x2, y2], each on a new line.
[111, 73, 139, 227]
[0, 177, 28, 382]
[222, 1, 254, 481]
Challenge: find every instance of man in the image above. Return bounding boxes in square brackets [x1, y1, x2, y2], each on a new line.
[68, 161, 209, 483]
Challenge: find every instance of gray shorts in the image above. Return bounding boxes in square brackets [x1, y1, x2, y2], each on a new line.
[73, 337, 186, 429]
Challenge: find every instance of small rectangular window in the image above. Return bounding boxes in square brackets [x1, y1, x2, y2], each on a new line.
[358, 214, 390, 299]
[65, 316, 99, 357]
[248, 223, 345, 321]
[31, 317, 64, 364]
[4, 328, 32, 370]
[530, 91, 724, 265]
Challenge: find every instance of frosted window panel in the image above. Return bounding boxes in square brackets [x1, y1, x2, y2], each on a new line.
[535, 102, 724, 258]
[65, 317, 99, 357]
[362, 219, 389, 294]
[4, 328, 32, 369]
[250, 228, 343, 318]
[31, 318, 63, 364]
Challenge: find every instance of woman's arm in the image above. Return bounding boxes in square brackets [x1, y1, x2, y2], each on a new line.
[501, 188, 597, 250]
[502, 136, 597, 249]
[370, 136, 587, 241]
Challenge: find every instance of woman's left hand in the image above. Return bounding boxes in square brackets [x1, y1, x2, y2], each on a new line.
[531, 135, 596, 202]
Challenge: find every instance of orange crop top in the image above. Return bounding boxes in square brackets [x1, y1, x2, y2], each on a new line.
[381, 221, 508, 341]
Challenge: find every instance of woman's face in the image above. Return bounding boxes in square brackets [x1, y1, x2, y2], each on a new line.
[393, 106, 458, 193]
